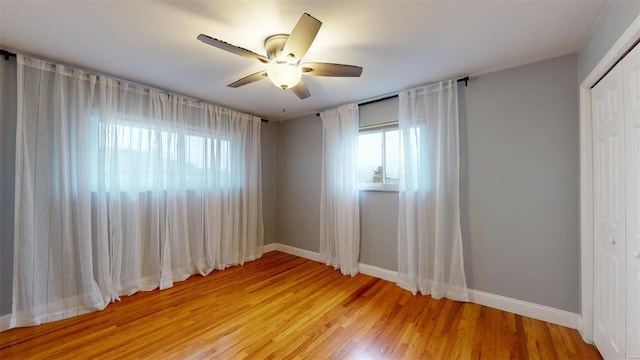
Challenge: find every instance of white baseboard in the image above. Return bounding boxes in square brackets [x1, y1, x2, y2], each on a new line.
[268, 243, 322, 262]
[358, 263, 398, 283]
[267, 243, 580, 329]
[263, 243, 277, 253]
[467, 289, 579, 329]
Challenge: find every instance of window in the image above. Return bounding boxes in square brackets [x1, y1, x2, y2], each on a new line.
[358, 124, 400, 190]
[98, 119, 234, 191]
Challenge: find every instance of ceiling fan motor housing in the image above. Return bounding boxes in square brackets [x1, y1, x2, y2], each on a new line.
[265, 34, 291, 61]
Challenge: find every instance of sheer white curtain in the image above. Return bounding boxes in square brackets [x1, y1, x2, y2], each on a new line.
[396, 80, 468, 301]
[11, 55, 263, 327]
[320, 104, 360, 276]
[12, 56, 105, 327]
[95, 79, 263, 297]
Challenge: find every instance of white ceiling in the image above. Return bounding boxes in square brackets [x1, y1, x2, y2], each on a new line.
[0, 1, 607, 121]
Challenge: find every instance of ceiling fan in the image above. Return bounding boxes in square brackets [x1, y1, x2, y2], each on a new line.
[197, 13, 363, 99]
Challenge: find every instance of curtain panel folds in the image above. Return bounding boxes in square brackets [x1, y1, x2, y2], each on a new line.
[396, 80, 469, 302]
[319, 104, 360, 276]
[11, 55, 263, 328]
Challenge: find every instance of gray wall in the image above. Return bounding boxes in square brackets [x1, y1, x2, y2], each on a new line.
[275, 54, 581, 313]
[261, 121, 278, 245]
[0, 57, 17, 316]
[273, 113, 400, 271]
[359, 191, 398, 271]
[0, 53, 583, 317]
[358, 97, 400, 271]
[577, 1, 640, 82]
[463, 54, 580, 312]
[275, 115, 322, 252]
[10, 3, 633, 314]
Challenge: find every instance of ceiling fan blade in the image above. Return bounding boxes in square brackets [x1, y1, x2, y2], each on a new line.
[281, 13, 322, 62]
[197, 34, 270, 64]
[290, 79, 311, 99]
[302, 62, 363, 77]
[228, 71, 267, 88]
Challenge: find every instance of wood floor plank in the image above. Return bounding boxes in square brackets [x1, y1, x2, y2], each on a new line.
[0, 251, 601, 359]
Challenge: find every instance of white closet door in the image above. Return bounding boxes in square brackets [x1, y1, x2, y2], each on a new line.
[592, 59, 626, 360]
[624, 43, 640, 360]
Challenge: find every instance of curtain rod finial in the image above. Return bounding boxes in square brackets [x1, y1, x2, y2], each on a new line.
[0, 49, 16, 61]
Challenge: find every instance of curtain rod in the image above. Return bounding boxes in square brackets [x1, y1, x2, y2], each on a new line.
[316, 76, 470, 116]
[1, 49, 16, 60]
[358, 76, 469, 107]
[1, 48, 269, 122]
[3, 47, 468, 123]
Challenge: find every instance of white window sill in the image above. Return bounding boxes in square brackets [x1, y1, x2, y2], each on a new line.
[358, 185, 399, 192]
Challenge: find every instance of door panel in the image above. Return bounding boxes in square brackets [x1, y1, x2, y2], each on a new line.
[592, 59, 626, 360]
[624, 43, 640, 360]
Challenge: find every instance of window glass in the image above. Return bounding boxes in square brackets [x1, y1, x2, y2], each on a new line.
[357, 126, 399, 190]
[384, 130, 400, 185]
[358, 131, 383, 184]
[100, 120, 232, 191]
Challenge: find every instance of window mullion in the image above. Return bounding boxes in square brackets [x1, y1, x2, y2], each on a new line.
[381, 129, 386, 185]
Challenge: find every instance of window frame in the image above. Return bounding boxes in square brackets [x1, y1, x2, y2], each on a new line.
[358, 122, 400, 192]
[94, 116, 236, 192]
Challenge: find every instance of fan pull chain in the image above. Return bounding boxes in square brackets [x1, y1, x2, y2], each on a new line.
[280, 89, 285, 121]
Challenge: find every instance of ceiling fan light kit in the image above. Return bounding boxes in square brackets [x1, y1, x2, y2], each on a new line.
[197, 13, 363, 99]
[267, 62, 302, 89]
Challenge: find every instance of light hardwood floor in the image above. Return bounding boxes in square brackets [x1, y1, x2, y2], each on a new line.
[0, 251, 601, 359]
